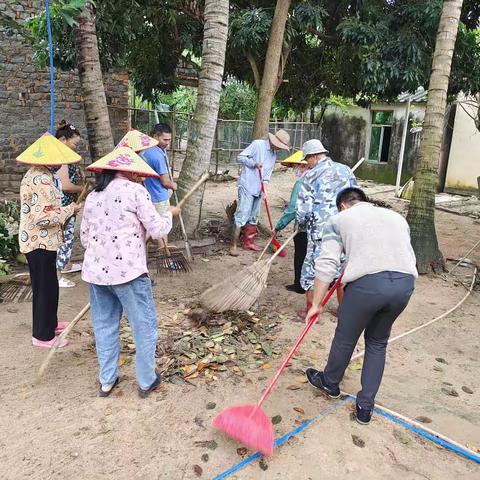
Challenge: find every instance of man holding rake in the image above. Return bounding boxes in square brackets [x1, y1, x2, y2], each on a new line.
[229, 129, 290, 256]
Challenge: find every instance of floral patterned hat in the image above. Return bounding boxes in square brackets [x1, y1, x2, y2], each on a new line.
[86, 147, 160, 177]
[115, 129, 158, 152]
[16, 132, 81, 166]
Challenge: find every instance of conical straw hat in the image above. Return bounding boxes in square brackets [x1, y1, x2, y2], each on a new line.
[116, 129, 158, 152]
[281, 150, 306, 167]
[86, 147, 160, 178]
[16, 132, 81, 166]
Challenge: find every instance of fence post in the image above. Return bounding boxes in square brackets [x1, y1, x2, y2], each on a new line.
[214, 122, 220, 175]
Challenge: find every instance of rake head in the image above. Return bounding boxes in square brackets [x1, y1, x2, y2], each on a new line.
[153, 250, 192, 275]
[0, 278, 32, 303]
[213, 404, 274, 455]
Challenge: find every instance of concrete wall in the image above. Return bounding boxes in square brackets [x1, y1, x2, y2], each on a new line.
[0, 0, 129, 194]
[444, 97, 480, 194]
[320, 103, 425, 185]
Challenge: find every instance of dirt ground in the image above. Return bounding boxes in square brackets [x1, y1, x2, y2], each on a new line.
[0, 169, 479, 480]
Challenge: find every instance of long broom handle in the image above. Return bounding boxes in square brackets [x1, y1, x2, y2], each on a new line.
[266, 230, 298, 264]
[165, 157, 192, 260]
[37, 302, 91, 380]
[258, 169, 274, 230]
[176, 172, 210, 209]
[256, 275, 343, 407]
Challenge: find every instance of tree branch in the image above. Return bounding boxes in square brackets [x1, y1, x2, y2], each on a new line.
[246, 53, 261, 90]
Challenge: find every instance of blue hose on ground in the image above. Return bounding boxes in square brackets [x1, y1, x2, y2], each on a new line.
[45, 0, 55, 134]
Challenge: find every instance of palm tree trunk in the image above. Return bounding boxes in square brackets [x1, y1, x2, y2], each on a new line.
[252, 0, 291, 139]
[74, 2, 114, 161]
[406, 0, 463, 274]
[176, 0, 229, 236]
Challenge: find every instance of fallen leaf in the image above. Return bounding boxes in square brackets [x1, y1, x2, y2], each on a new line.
[206, 402, 216, 410]
[287, 385, 301, 391]
[259, 458, 268, 471]
[118, 357, 126, 367]
[294, 376, 308, 384]
[293, 407, 305, 415]
[201, 454, 209, 463]
[433, 365, 444, 372]
[393, 428, 411, 445]
[201, 258, 209, 263]
[441, 387, 459, 397]
[462, 386, 474, 394]
[261, 342, 273, 357]
[271, 415, 282, 425]
[194, 417, 205, 429]
[207, 440, 218, 450]
[352, 435, 365, 448]
[349, 362, 363, 371]
[415, 416, 432, 424]
[193, 464, 203, 477]
[262, 363, 272, 369]
[466, 444, 480, 453]
[435, 357, 448, 364]
[236, 447, 248, 456]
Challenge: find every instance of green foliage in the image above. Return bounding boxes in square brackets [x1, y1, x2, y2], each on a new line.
[219, 79, 257, 120]
[0, 200, 21, 268]
[158, 86, 198, 115]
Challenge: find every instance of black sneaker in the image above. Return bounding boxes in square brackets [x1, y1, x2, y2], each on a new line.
[98, 377, 119, 398]
[356, 404, 372, 425]
[138, 372, 162, 399]
[285, 284, 306, 294]
[306, 369, 341, 398]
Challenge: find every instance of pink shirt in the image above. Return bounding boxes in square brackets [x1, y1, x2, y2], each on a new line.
[81, 175, 172, 285]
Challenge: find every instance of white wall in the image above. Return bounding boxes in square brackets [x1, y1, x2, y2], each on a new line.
[445, 97, 480, 192]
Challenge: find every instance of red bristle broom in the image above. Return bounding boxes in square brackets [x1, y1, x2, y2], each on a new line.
[213, 275, 343, 455]
[259, 169, 286, 257]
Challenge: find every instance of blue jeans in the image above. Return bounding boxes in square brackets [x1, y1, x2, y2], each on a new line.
[234, 186, 262, 228]
[90, 274, 158, 390]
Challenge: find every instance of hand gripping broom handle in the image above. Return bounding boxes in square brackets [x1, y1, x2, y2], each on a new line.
[258, 169, 274, 230]
[256, 274, 344, 407]
[265, 230, 298, 264]
[176, 172, 210, 209]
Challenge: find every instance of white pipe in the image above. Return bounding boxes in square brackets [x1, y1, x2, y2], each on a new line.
[395, 99, 411, 196]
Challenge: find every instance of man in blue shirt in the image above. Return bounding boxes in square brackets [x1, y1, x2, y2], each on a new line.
[230, 129, 290, 256]
[141, 123, 177, 247]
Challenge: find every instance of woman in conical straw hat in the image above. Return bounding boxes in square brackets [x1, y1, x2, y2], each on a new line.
[273, 151, 310, 295]
[17, 132, 83, 349]
[80, 147, 180, 398]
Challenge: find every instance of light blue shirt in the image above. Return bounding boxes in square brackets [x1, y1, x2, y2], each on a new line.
[237, 139, 276, 196]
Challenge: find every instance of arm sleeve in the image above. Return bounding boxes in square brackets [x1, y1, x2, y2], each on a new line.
[237, 142, 258, 168]
[295, 179, 313, 227]
[80, 201, 90, 249]
[314, 219, 343, 283]
[276, 180, 301, 230]
[135, 186, 172, 240]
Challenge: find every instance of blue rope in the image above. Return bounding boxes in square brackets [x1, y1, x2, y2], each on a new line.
[45, 0, 55, 134]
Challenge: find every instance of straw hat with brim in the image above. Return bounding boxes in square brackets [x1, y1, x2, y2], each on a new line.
[301, 139, 329, 160]
[281, 150, 307, 167]
[268, 129, 290, 151]
[116, 129, 158, 152]
[86, 147, 160, 178]
[16, 132, 81, 166]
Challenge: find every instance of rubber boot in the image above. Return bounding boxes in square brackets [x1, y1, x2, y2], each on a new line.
[242, 224, 262, 252]
[229, 227, 242, 257]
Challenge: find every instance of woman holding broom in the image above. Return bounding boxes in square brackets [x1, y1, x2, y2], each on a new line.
[17, 132, 83, 348]
[80, 147, 180, 398]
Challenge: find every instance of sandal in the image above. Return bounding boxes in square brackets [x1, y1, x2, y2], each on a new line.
[59, 277, 76, 288]
[98, 377, 120, 398]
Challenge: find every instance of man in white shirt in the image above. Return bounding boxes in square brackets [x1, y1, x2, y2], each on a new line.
[305, 187, 417, 425]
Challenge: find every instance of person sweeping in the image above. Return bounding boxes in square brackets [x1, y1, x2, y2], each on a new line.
[296, 139, 357, 317]
[230, 129, 290, 256]
[274, 152, 310, 294]
[305, 187, 417, 425]
[81, 147, 180, 397]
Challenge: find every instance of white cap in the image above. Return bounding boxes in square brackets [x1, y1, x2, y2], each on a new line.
[301, 139, 329, 160]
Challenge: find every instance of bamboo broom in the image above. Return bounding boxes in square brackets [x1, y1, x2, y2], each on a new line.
[199, 231, 298, 312]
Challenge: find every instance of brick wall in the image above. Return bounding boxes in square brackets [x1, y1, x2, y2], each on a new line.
[0, 0, 129, 194]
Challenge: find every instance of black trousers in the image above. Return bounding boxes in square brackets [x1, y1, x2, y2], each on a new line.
[26, 249, 59, 341]
[324, 272, 415, 409]
[293, 231, 308, 289]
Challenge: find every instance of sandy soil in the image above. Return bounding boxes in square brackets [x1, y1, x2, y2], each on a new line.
[0, 169, 479, 480]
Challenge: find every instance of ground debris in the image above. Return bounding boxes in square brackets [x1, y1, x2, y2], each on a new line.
[117, 309, 280, 383]
[441, 387, 459, 397]
[462, 386, 474, 394]
[415, 416, 433, 424]
[351, 434, 365, 448]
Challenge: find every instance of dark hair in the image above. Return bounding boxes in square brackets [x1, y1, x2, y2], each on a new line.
[336, 187, 368, 210]
[94, 170, 117, 192]
[151, 123, 172, 136]
[55, 120, 81, 140]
